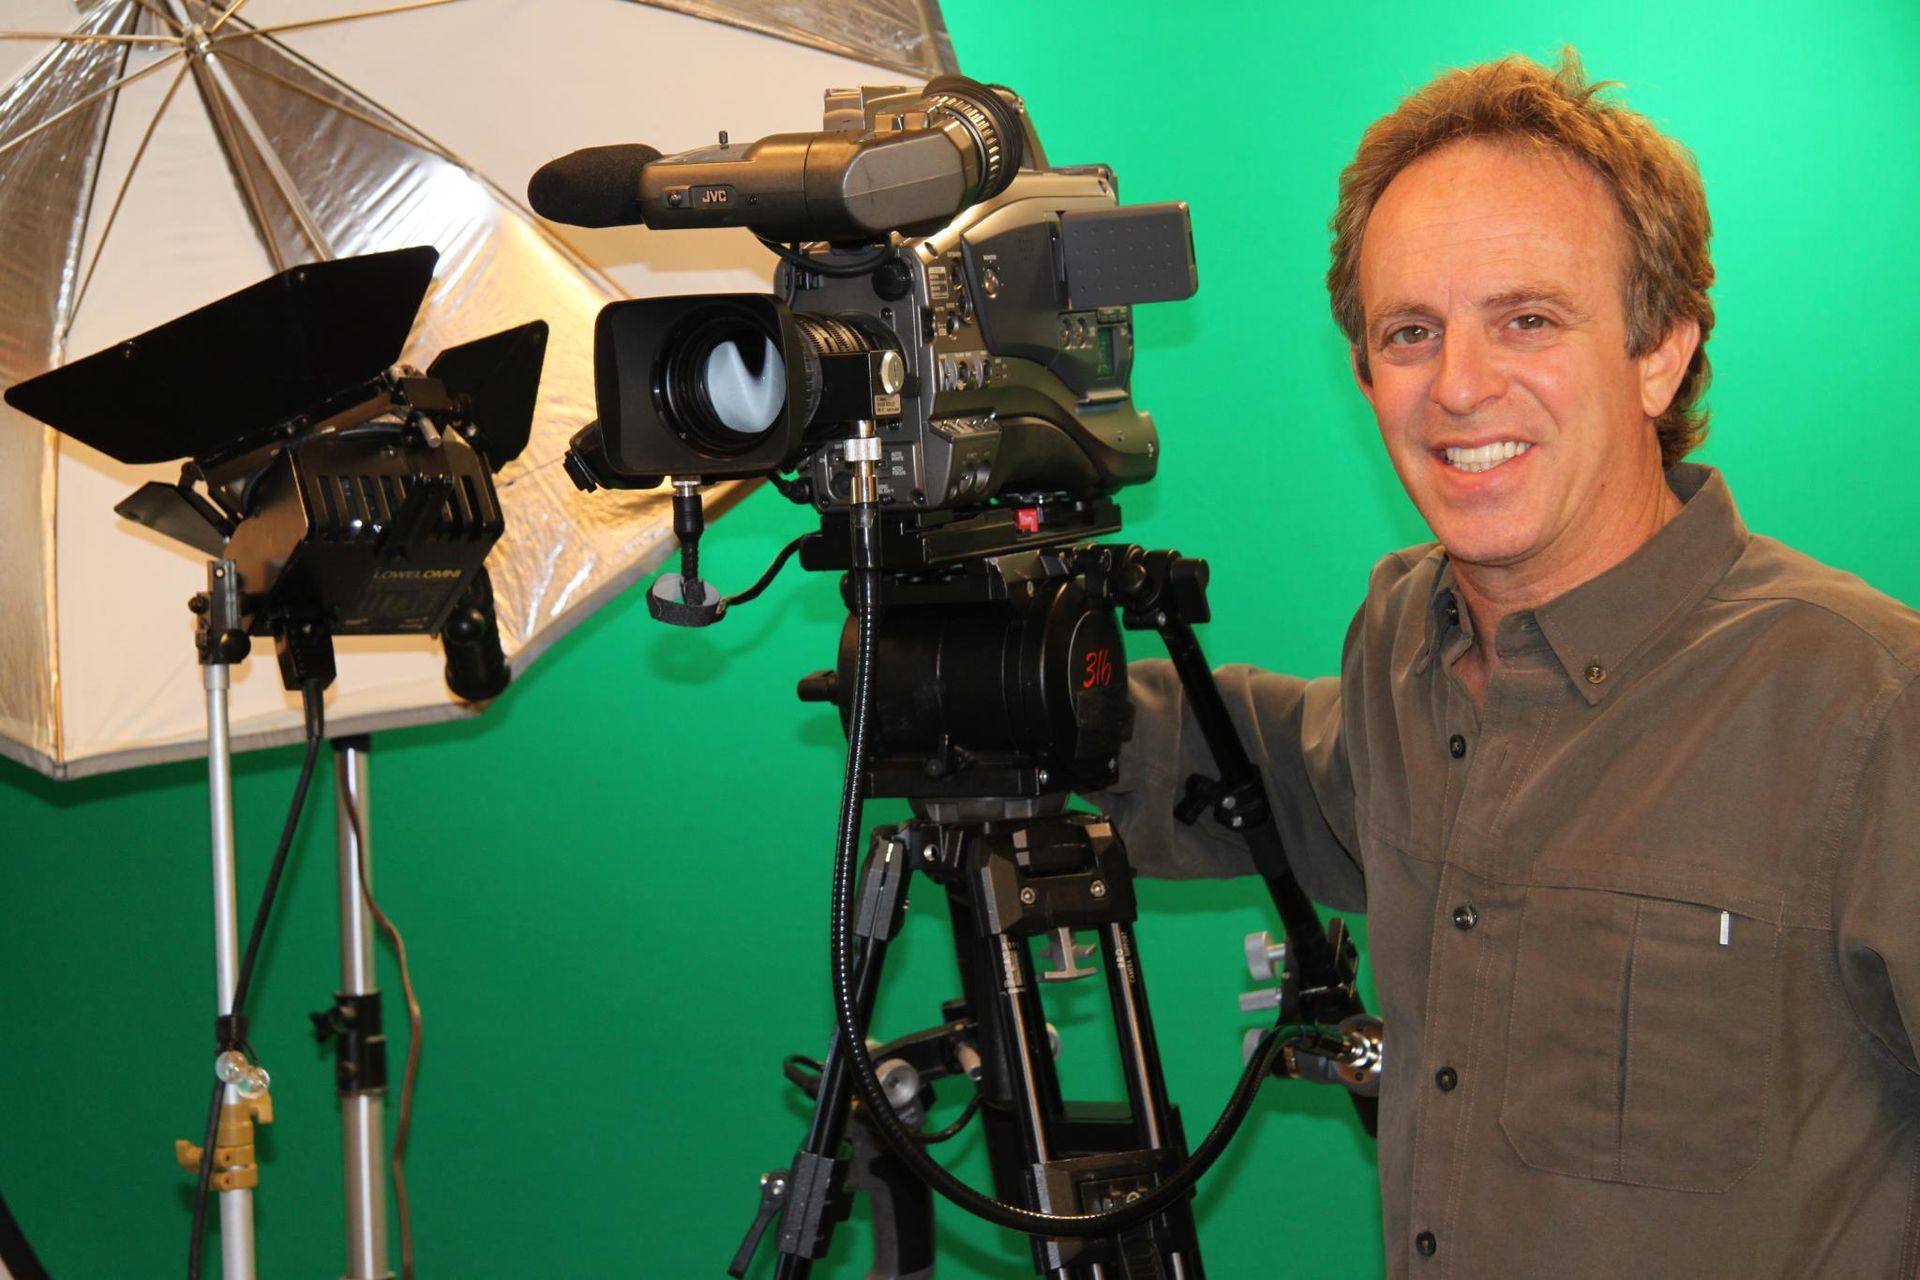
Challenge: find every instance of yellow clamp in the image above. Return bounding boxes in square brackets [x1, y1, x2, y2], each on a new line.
[175, 1091, 274, 1193]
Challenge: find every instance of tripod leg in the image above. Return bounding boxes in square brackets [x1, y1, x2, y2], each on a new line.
[848, 1120, 935, 1280]
[1103, 924, 1172, 1155]
[993, 935, 1060, 1169]
[761, 830, 914, 1280]
[1104, 921, 1205, 1280]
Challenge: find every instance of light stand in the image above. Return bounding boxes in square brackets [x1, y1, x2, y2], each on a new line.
[327, 735, 395, 1280]
[178, 558, 267, 1280]
[3, 246, 539, 1280]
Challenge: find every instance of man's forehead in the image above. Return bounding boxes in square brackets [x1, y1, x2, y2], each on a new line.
[1357, 138, 1627, 313]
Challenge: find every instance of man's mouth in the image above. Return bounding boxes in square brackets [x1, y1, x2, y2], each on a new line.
[1441, 441, 1532, 474]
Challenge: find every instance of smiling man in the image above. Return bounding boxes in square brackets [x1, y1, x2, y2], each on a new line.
[1104, 53, 1920, 1277]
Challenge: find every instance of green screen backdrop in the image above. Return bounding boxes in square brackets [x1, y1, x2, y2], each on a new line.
[2, 2, 1915, 1275]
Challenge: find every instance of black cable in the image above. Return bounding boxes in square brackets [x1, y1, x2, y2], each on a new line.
[824, 503, 1297, 1237]
[766, 470, 810, 504]
[757, 236, 896, 280]
[187, 682, 325, 1280]
[783, 1051, 979, 1142]
[723, 535, 808, 611]
[916, 1092, 981, 1145]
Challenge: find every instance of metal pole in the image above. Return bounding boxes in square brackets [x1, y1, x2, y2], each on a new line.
[204, 655, 256, 1280]
[334, 738, 394, 1280]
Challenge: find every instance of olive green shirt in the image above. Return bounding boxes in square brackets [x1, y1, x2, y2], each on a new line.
[1103, 465, 1920, 1278]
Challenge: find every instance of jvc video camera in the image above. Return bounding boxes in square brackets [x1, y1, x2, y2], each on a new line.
[540, 78, 1196, 551]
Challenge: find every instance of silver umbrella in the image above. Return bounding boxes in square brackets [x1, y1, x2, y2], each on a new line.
[0, 0, 956, 780]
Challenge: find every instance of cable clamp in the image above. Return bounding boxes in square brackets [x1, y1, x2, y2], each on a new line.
[175, 1092, 274, 1192]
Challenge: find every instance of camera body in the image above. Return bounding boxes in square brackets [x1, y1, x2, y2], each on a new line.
[563, 83, 1196, 526]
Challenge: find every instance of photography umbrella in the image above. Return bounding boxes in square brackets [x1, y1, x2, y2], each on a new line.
[0, 0, 957, 780]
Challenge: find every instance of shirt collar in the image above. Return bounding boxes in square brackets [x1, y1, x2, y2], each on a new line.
[1533, 464, 1748, 703]
[1418, 464, 1750, 702]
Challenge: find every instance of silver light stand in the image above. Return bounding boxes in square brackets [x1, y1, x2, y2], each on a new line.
[179, 558, 265, 1280]
[328, 736, 395, 1280]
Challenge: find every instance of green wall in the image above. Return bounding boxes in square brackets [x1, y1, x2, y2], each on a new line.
[3, 3, 1916, 1275]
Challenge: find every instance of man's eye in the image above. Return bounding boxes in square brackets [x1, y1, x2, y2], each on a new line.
[1508, 313, 1553, 331]
[1385, 324, 1435, 346]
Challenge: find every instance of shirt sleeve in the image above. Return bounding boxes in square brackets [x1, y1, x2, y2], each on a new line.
[1094, 658, 1366, 912]
[1831, 675, 1920, 1074]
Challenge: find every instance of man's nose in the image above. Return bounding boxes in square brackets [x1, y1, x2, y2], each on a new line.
[1430, 325, 1506, 415]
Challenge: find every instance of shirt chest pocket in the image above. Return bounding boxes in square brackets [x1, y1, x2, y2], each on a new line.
[1498, 875, 1784, 1193]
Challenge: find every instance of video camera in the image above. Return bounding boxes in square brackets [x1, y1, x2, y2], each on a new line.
[534, 76, 1196, 567]
[530, 79, 1377, 1280]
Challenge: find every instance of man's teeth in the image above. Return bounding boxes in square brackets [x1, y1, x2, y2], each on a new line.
[1443, 441, 1531, 473]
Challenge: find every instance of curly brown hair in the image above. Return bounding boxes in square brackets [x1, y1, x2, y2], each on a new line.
[1327, 50, 1715, 465]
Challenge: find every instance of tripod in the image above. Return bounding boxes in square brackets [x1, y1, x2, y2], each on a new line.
[731, 519, 1379, 1279]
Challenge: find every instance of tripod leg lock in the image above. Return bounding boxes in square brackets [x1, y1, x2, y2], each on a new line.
[853, 833, 912, 944]
[774, 1149, 853, 1261]
[727, 1168, 790, 1278]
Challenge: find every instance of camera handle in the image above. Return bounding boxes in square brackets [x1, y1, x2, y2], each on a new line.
[1083, 545, 1382, 1130]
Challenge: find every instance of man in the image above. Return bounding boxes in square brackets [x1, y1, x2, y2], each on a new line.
[1102, 52, 1920, 1278]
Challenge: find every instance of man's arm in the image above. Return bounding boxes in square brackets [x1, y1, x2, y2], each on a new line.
[1832, 676, 1920, 1074]
[1097, 659, 1365, 913]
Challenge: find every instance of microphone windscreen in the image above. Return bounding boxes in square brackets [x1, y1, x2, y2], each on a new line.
[526, 144, 663, 228]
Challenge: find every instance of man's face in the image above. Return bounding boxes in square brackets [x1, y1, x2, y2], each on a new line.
[1354, 139, 1688, 587]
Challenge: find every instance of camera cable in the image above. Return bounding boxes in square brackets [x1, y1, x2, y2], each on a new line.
[187, 680, 325, 1280]
[760, 237, 898, 282]
[825, 502, 1302, 1239]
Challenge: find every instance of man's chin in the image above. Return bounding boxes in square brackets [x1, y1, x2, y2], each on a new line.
[1431, 525, 1539, 572]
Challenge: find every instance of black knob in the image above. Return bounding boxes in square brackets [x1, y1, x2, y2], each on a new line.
[872, 260, 913, 301]
[797, 670, 839, 704]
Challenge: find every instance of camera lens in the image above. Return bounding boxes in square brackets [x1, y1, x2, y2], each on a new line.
[660, 313, 788, 454]
[701, 333, 786, 435]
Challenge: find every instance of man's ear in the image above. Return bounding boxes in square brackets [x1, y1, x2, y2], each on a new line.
[1639, 318, 1700, 419]
[1351, 344, 1376, 409]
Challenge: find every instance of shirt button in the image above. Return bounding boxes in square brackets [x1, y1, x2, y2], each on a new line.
[1452, 903, 1479, 931]
[1435, 1066, 1458, 1092]
[1585, 661, 1608, 685]
[1416, 1231, 1438, 1258]
[1448, 733, 1466, 759]
[1444, 596, 1459, 625]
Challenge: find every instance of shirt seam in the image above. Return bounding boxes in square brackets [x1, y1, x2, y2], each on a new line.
[1560, 526, 1747, 700]
[1901, 1131, 1920, 1278]
[1818, 673, 1918, 1072]
[1703, 588, 1920, 677]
